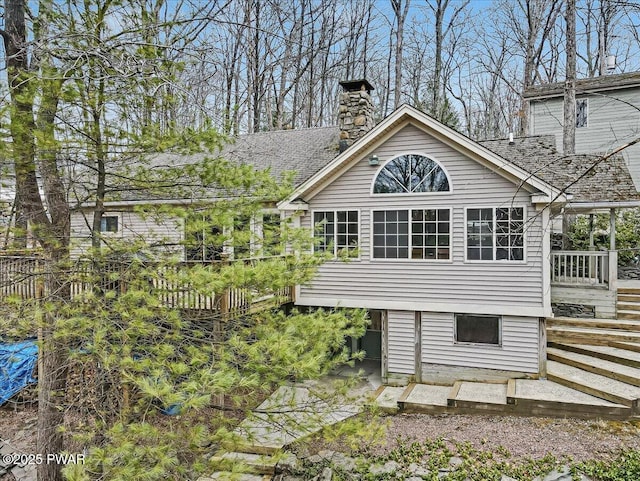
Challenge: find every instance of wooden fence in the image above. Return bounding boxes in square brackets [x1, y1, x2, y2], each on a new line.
[0, 254, 293, 314]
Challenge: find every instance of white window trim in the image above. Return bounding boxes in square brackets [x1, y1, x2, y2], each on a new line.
[311, 209, 361, 260]
[463, 205, 527, 264]
[370, 207, 453, 263]
[453, 313, 503, 348]
[369, 151, 453, 197]
[576, 98, 589, 129]
[99, 213, 122, 237]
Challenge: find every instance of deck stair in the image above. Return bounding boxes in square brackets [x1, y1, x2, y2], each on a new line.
[546, 314, 640, 412]
[547, 317, 640, 344]
[617, 287, 640, 321]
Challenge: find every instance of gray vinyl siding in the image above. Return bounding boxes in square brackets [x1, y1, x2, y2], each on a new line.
[299, 124, 545, 313]
[421, 312, 539, 373]
[70, 210, 184, 258]
[388, 310, 415, 374]
[530, 88, 640, 188]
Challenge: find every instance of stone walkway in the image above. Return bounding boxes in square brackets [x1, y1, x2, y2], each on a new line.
[201, 375, 378, 480]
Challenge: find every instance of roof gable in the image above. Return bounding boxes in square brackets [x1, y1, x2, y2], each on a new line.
[279, 105, 565, 209]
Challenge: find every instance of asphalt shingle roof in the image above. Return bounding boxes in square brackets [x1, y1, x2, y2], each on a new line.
[96, 125, 639, 205]
[221, 126, 340, 187]
[479, 136, 640, 203]
[91, 127, 341, 203]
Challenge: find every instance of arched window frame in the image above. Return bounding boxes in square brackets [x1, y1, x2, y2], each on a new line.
[370, 152, 453, 196]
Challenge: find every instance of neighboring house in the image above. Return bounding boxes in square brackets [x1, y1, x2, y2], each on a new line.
[69, 79, 640, 385]
[524, 71, 640, 191]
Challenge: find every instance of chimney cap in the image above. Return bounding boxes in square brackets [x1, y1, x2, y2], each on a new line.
[339, 79, 374, 94]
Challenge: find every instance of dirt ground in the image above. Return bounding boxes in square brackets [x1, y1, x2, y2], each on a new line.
[0, 406, 37, 452]
[0, 406, 38, 481]
[379, 413, 640, 462]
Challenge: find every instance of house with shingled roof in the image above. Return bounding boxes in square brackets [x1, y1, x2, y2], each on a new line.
[69, 79, 640, 386]
[524, 71, 640, 191]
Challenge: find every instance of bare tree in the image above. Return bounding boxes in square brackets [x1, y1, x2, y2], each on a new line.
[564, 0, 577, 155]
[424, 0, 469, 122]
[390, 0, 410, 109]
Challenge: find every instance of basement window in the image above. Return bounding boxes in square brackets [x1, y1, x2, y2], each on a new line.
[455, 314, 501, 345]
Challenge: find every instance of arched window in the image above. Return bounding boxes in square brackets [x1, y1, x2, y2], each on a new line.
[373, 154, 450, 194]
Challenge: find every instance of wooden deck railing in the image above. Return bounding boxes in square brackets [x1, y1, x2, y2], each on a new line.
[0, 254, 293, 313]
[551, 250, 612, 288]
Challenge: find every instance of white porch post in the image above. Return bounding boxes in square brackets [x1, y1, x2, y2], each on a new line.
[609, 208, 616, 251]
[609, 208, 618, 293]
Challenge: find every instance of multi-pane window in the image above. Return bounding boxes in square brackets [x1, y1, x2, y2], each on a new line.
[496, 208, 524, 261]
[373, 210, 409, 259]
[467, 207, 524, 261]
[373, 209, 451, 260]
[576, 99, 588, 128]
[313, 211, 358, 256]
[100, 215, 119, 233]
[466, 208, 494, 260]
[373, 154, 450, 194]
[411, 209, 450, 260]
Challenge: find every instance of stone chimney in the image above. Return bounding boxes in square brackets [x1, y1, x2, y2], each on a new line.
[338, 79, 375, 152]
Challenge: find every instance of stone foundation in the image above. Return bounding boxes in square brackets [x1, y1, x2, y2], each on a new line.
[619, 265, 640, 280]
[552, 303, 595, 318]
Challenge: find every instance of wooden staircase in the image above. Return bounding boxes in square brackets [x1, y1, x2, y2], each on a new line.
[617, 287, 640, 321]
[547, 290, 640, 415]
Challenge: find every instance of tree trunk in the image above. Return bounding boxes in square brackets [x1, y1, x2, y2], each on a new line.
[391, 0, 410, 109]
[37, 264, 69, 481]
[433, 0, 444, 118]
[563, 0, 577, 155]
[3, 2, 70, 480]
[4, 0, 52, 243]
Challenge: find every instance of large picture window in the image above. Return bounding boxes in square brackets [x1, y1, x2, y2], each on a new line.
[313, 210, 359, 256]
[373, 154, 450, 194]
[373, 208, 451, 260]
[467, 207, 524, 261]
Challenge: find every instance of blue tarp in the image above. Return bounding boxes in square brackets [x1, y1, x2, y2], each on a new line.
[0, 340, 38, 405]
